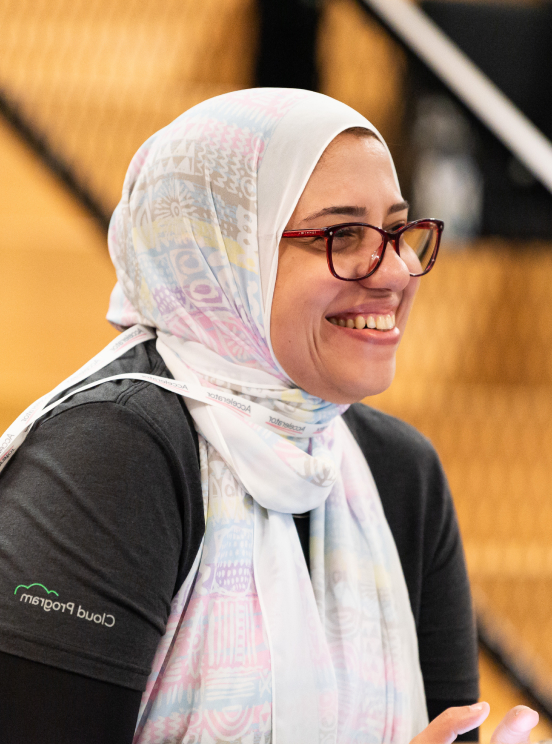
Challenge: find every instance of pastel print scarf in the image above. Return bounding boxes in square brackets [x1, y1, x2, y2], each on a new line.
[105, 88, 427, 744]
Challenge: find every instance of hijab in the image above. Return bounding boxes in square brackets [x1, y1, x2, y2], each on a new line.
[107, 88, 428, 742]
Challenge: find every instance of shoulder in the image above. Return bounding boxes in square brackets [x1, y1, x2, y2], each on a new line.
[343, 403, 457, 597]
[37, 338, 198, 460]
[3, 336, 204, 604]
[7, 338, 202, 523]
[343, 402, 442, 478]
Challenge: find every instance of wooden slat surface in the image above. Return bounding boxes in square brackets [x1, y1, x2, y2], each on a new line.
[0, 117, 117, 433]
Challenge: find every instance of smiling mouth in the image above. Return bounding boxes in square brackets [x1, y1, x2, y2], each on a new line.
[327, 313, 396, 331]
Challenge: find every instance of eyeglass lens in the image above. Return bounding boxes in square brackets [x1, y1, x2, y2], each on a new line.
[330, 223, 438, 279]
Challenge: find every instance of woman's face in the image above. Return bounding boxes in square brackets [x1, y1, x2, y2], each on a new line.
[271, 132, 420, 404]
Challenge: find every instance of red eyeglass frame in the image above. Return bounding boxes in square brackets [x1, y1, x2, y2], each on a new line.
[281, 218, 444, 281]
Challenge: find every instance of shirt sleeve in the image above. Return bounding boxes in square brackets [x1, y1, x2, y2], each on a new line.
[0, 400, 188, 691]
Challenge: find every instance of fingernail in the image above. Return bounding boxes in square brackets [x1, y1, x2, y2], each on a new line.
[470, 704, 484, 711]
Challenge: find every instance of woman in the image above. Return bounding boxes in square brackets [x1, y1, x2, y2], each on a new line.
[0, 88, 539, 743]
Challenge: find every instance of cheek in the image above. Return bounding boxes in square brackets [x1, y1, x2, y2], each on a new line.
[399, 276, 420, 325]
[272, 276, 320, 349]
[400, 245, 422, 275]
[270, 252, 332, 371]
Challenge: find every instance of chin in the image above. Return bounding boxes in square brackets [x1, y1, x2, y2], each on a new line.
[326, 361, 397, 404]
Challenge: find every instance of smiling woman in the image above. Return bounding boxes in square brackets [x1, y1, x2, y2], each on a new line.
[0, 88, 538, 744]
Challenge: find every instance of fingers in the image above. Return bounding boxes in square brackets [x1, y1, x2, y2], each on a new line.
[411, 702, 490, 744]
[490, 705, 539, 744]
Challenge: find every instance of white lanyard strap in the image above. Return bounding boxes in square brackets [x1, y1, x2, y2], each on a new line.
[0, 325, 325, 473]
[0, 325, 155, 473]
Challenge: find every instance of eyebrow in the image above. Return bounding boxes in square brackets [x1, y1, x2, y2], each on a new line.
[388, 199, 409, 215]
[303, 200, 409, 222]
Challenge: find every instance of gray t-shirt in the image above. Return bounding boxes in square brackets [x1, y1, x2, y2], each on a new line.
[0, 339, 478, 705]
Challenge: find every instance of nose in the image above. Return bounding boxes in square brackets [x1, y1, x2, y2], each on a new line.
[357, 239, 411, 291]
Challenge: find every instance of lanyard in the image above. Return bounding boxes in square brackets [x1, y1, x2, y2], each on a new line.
[0, 325, 326, 473]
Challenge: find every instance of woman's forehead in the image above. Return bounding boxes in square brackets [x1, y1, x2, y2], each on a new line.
[289, 135, 403, 224]
[314, 131, 389, 172]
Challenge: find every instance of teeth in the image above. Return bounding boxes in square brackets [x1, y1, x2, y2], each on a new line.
[329, 314, 396, 331]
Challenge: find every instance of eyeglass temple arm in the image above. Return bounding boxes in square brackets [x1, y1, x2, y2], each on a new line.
[281, 229, 327, 237]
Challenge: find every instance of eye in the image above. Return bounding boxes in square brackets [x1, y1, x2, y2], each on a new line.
[290, 234, 326, 250]
[386, 221, 407, 233]
[333, 227, 357, 238]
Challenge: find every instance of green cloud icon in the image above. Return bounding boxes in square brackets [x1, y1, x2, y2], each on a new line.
[14, 583, 59, 597]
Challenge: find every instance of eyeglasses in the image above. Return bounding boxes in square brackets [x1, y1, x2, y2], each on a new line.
[281, 218, 443, 281]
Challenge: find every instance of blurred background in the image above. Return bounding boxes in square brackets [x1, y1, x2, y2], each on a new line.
[1, 0, 552, 740]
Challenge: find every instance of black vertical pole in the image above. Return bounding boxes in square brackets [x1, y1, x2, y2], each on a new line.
[255, 0, 320, 90]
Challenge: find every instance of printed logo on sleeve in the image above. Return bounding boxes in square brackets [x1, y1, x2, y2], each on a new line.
[14, 582, 115, 627]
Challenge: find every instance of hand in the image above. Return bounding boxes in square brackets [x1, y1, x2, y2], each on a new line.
[410, 702, 539, 744]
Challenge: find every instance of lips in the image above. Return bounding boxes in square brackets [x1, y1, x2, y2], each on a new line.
[327, 313, 396, 331]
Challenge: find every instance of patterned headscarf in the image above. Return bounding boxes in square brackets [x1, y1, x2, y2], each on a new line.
[107, 88, 427, 744]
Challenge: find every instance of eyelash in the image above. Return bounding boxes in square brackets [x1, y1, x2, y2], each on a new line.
[386, 221, 406, 233]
